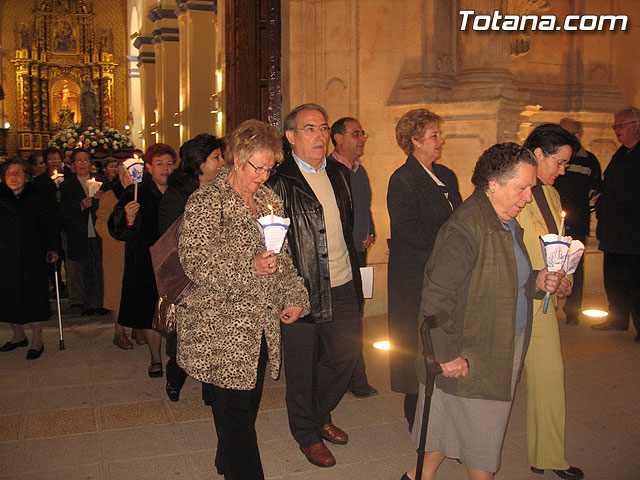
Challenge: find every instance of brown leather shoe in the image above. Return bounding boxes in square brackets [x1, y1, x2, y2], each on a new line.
[299, 442, 336, 467]
[320, 423, 348, 445]
[113, 333, 133, 350]
[132, 329, 148, 345]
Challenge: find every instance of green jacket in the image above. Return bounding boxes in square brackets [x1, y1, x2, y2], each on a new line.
[418, 188, 538, 402]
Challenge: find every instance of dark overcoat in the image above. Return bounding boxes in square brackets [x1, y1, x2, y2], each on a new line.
[108, 175, 163, 329]
[386, 155, 461, 394]
[0, 182, 58, 324]
[59, 172, 108, 261]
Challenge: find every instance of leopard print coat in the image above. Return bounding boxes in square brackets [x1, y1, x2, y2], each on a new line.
[176, 168, 310, 389]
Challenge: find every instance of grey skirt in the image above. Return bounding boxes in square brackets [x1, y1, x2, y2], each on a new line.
[411, 333, 525, 473]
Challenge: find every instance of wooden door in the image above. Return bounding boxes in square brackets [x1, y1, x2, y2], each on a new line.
[225, 0, 281, 133]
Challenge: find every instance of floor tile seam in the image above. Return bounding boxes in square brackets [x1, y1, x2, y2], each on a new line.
[23, 403, 99, 416]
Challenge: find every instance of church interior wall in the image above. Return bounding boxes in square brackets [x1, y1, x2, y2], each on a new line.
[283, 0, 640, 316]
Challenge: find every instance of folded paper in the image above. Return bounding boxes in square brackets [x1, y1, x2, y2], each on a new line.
[123, 157, 145, 184]
[256, 214, 290, 254]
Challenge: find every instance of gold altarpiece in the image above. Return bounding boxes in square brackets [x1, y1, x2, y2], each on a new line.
[10, 0, 117, 153]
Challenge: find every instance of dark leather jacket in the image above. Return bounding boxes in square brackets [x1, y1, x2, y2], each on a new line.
[267, 154, 363, 323]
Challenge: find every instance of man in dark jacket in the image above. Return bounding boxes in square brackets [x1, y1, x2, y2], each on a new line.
[327, 116, 377, 398]
[554, 118, 602, 325]
[59, 148, 109, 316]
[592, 107, 640, 342]
[267, 104, 363, 468]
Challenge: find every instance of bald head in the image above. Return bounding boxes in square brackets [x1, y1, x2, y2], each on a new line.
[559, 117, 583, 141]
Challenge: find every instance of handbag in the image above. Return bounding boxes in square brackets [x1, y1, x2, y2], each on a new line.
[150, 188, 225, 336]
[150, 214, 193, 336]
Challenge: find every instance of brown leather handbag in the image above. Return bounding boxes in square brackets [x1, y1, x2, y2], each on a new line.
[150, 214, 192, 336]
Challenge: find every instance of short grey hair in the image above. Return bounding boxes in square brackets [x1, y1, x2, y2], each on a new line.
[283, 103, 328, 133]
[614, 106, 640, 121]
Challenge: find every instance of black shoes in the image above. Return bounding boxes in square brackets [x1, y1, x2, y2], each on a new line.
[531, 466, 584, 479]
[148, 362, 163, 378]
[26, 345, 44, 360]
[350, 383, 378, 398]
[166, 382, 180, 402]
[591, 320, 628, 331]
[0, 338, 29, 351]
[565, 315, 580, 325]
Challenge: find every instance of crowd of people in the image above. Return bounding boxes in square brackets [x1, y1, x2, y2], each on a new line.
[1, 105, 638, 480]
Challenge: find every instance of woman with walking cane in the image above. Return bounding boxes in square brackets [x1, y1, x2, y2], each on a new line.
[0, 158, 59, 360]
[400, 143, 570, 480]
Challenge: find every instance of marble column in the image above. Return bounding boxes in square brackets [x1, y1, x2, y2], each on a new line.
[176, 1, 218, 142]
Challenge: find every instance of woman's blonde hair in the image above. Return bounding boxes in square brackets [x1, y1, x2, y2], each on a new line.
[224, 119, 283, 167]
[395, 108, 442, 155]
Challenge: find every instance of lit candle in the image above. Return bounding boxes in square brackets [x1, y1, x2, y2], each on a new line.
[267, 203, 274, 223]
[85, 177, 102, 197]
[51, 169, 64, 187]
[560, 211, 566, 237]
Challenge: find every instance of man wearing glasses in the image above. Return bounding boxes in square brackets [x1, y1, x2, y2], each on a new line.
[267, 104, 363, 468]
[592, 107, 640, 343]
[328, 117, 378, 399]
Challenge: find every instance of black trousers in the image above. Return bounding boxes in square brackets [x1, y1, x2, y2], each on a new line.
[563, 235, 586, 320]
[348, 251, 371, 391]
[603, 252, 640, 333]
[282, 280, 361, 447]
[202, 335, 268, 480]
[165, 332, 188, 391]
[77, 237, 104, 310]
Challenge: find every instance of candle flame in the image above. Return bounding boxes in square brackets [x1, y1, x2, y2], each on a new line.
[561, 211, 566, 219]
[267, 204, 274, 212]
[133, 153, 139, 159]
[53, 170, 57, 175]
[91, 177, 95, 182]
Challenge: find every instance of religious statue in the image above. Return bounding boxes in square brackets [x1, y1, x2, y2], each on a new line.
[80, 76, 98, 128]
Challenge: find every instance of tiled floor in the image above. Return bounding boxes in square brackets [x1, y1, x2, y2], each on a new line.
[1, 296, 639, 479]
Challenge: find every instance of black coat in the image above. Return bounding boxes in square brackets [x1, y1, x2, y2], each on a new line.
[59, 172, 109, 261]
[596, 143, 640, 255]
[108, 175, 164, 328]
[158, 172, 199, 235]
[266, 155, 363, 323]
[386, 155, 462, 394]
[0, 182, 58, 324]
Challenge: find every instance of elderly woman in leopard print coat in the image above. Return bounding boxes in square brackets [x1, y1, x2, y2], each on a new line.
[177, 120, 310, 480]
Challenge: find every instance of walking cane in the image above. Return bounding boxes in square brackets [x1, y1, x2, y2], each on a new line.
[48, 254, 65, 350]
[415, 316, 469, 479]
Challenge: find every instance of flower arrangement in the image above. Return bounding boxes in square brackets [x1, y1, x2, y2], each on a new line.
[48, 124, 135, 155]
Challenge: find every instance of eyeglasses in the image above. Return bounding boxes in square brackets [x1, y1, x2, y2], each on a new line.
[547, 153, 570, 168]
[247, 160, 277, 177]
[611, 120, 639, 131]
[343, 130, 369, 139]
[297, 125, 330, 135]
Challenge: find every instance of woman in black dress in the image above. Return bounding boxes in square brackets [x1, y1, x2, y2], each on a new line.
[158, 133, 224, 400]
[387, 109, 462, 429]
[0, 158, 59, 359]
[108, 144, 176, 377]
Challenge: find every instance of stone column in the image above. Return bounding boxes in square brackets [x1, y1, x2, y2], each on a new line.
[134, 34, 156, 151]
[149, 7, 181, 150]
[444, 0, 519, 101]
[176, 1, 218, 142]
